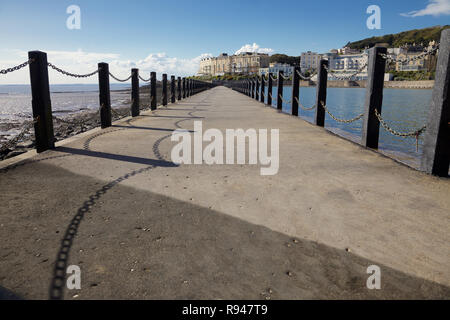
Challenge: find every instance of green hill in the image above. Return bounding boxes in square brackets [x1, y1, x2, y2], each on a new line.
[269, 54, 300, 66]
[346, 25, 450, 49]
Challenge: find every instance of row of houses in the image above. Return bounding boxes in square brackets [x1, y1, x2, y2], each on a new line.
[198, 41, 438, 79]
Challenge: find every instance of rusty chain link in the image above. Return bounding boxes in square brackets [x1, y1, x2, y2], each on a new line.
[320, 102, 364, 123]
[295, 97, 316, 111]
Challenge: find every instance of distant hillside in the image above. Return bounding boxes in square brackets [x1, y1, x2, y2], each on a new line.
[346, 25, 450, 49]
[269, 54, 300, 66]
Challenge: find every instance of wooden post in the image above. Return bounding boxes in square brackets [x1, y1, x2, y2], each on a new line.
[315, 60, 328, 126]
[421, 29, 450, 176]
[170, 75, 176, 103]
[361, 47, 387, 148]
[28, 51, 55, 152]
[182, 78, 186, 99]
[177, 77, 182, 100]
[131, 68, 139, 117]
[186, 79, 190, 97]
[267, 73, 273, 106]
[150, 71, 157, 110]
[251, 79, 255, 99]
[292, 66, 300, 116]
[260, 75, 265, 103]
[277, 71, 283, 110]
[255, 77, 260, 101]
[98, 62, 112, 128]
[162, 74, 168, 106]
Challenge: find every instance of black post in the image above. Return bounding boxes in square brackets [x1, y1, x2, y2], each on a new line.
[150, 72, 157, 110]
[292, 66, 300, 116]
[277, 71, 283, 110]
[131, 68, 139, 117]
[260, 75, 265, 103]
[186, 79, 189, 97]
[28, 51, 55, 152]
[421, 29, 450, 176]
[255, 77, 260, 101]
[98, 62, 112, 128]
[177, 77, 182, 100]
[251, 79, 255, 99]
[267, 73, 273, 106]
[170, 75, 176, 103]
[162, 74, 168, 106]
[361, 47, 387, 148]
[315, 60, 328, 126]
[182, 78, 186, 99]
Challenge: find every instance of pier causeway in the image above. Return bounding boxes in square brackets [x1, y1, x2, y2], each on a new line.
[1, 86, 449, 299]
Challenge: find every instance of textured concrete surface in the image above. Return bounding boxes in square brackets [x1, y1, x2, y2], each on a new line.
[0, 86, 449, 300]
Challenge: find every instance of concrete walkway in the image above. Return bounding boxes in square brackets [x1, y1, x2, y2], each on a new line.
[0, 86, 449, 299]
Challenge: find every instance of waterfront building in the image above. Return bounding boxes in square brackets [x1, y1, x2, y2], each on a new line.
[198, 52, 270, 76]
[300, 51, 321, 72]
[259, 63, 294, 77]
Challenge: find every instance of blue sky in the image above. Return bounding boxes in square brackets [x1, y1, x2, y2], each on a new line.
[0, 0, 449, 83]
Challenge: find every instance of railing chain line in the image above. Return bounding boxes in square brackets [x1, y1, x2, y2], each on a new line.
[295, 97, 316, 111]
[0, 59, 33, 75]
[109, 71, 133, 82]
[320, 101, 364, 123]
[47, 62, 99, 78]
[374, 108, 427, 138]
[139, 75, 151, 82]
[0, 117, 39, 152]
[279, 94, 291, 104]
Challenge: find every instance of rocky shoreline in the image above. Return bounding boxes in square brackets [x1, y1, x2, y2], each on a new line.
[0, 87, 164, 161]
[0, 105, 136, 161]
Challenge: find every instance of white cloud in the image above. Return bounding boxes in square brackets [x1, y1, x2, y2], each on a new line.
[234, 43, 274, 55]
[0, 49, 212, 84]
[401, 0, 450, 17]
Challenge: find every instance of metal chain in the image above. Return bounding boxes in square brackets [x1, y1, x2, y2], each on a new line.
[111, 108, 130, 118]
[109, 71, 132, 82]
[48, 62, 99, 78]
[0, 117, 38, 152]
[295, 97, 316, 111]
[320, 102, 364, 123]
[296, 69, 317, 81]
[324, 63, 368, 81]
[374, 109, 426, 137]
[0, 59, 33, 75]
[279, 94, 291, 104]
[280, 74, 290, 80]
[139, 75, 151, 82]
[379, 44, 439, 64]
[52, 111, 99, 128]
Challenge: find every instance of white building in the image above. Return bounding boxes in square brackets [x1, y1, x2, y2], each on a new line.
[259, 63, 294, 76]
[329, 53, 368, 71]
[300, 51, 321, 72]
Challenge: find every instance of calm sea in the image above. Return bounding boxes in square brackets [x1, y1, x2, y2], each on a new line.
[0, 83, 131, 122]
[1, 84, 433, 167]
[263, 86, 432, 167]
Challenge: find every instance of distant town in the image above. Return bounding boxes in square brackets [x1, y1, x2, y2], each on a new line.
[198, 40, 439, 82]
